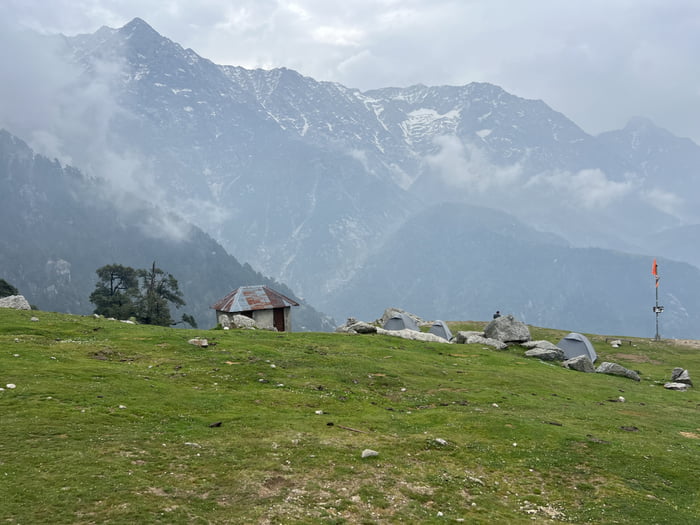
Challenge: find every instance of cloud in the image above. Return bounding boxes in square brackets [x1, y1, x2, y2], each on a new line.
[526, 168, 635, 209]
[0, 19, 207, 242]
[425, 135, 522, 192]
[641, 187, 687, 221]
[312, 26, 364, 47]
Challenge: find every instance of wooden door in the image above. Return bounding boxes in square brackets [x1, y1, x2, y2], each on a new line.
[273, 308, 285, 332]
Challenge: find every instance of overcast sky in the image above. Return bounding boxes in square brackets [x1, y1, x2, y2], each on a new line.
[6, 0, 700, 142]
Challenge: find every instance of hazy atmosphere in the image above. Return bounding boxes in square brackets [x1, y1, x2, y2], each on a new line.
[5, 0, 700, 143]
[3, 0, 700, 339]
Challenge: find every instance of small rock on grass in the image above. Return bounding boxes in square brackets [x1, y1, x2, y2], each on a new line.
[361, 449, 379, 458]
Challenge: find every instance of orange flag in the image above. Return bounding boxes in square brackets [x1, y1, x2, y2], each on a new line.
[652, 259, 658, 276]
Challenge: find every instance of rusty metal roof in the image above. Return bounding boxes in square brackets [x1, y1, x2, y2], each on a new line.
[211, 285, 299, 313]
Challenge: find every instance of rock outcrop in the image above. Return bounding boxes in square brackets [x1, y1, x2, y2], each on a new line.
[483, 315, 531, 343]
[0, 295, 31, 310]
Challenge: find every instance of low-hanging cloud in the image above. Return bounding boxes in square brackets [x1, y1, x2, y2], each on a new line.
[424, 135, 635, 211]
[526, 168, 636, 210]
[425, 135, 522, 192]
[641, 187, 688, 222]
[0, 21, 215, 243]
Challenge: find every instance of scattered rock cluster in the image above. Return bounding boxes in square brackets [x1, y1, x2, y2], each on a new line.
[336, 308, 693, 390]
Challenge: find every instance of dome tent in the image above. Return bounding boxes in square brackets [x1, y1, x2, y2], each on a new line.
[383, 313, 419, 331]
[428, 320, 453, 341]
[557, 332, 597, 362]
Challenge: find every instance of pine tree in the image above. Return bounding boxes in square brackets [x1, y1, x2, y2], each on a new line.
[136, 262, 185, 326]
[89, 265, 139, 319]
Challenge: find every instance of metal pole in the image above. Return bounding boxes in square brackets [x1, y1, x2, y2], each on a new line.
[654, 270, 663, 341]
[654, 279, 660, 341]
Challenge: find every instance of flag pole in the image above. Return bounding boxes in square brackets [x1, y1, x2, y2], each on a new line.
[652, 259, 662, 341]
[655, 275, 660, 341]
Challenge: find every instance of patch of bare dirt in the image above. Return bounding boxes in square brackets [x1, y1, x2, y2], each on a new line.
[609, 353, 662, 364]
[671, 339, 700, 349]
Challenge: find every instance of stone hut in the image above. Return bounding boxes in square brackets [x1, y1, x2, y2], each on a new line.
[211, 285, 299, 332]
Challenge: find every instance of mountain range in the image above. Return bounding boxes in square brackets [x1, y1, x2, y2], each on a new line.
[0, 130, 330, 331]
[3, 17, 700, 338]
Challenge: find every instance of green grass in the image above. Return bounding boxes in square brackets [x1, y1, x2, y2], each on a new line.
[1, 309, 699, 523]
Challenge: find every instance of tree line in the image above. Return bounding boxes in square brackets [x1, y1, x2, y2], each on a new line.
[3, 262, 195, 327]
[89, 262, 196, 327]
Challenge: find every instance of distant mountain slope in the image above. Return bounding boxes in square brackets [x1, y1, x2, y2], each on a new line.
[6, 18, 700, 337]
[598, 117, 700, 223]
[644, 224, 700, 270]
[60, 17, 420, 301]
[327, 203, 700, 339]
[0, 129, 330, 330]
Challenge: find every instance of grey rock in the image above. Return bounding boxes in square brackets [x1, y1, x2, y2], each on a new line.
[336, 317, 365, 333]
[521, 340, 559, 350]
[524, 347, 565, 361]
[0, 295, 31, 310]
[375, 327, 451, 344]
[361, 449, 379, 458]
[483, 314, 531, 343]
[30, 316, 39, 322]
[348, 321, 378, 334]
[452, 331, 485, 344]
[664, 382, 690, 391]
[595, 362, 641, 381]
[188, 338, 209, 347]
[230, 314, 257, 329]
[671, 367, 692, 386]
[562, 355, 595, 373]
[465, 334, 508, 350]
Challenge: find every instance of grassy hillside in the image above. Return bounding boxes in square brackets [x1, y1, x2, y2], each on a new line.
[1, 309, 699, 524]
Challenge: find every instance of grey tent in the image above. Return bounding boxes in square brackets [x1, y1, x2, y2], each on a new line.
[383, 313, 419, 331]
[557, 332, 597, 362]
[429, 320, 453, 341]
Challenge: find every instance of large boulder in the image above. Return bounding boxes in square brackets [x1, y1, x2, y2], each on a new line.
[562, 355, 595, 373]
[483, 314, 531, 343]
[0, 295, 31, 310]
[595, 362, 641, 382]
[671, 367, 692, 386]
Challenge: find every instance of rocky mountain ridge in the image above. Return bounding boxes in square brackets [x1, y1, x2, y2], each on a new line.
[5, 17, 700, 337]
